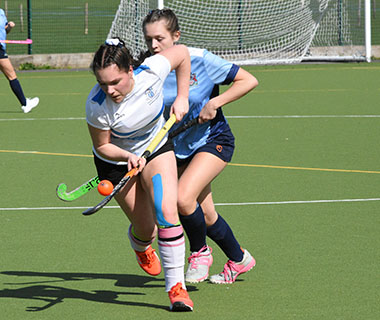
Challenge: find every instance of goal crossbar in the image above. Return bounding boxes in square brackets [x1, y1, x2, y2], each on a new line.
[108, 0, 372, 65]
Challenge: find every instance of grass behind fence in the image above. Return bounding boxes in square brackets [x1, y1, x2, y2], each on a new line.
[3, 0, 380, 56]
[4, 0, 121, 55]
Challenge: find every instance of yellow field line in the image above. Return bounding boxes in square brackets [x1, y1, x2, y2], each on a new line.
[18, 74, 93, 79]
[0, 149, 92, 158]
[2, 89, 367, 96]
[228, 163, 380, 174]
[3, 88, 377, 96]
[1, 149, 379, 174]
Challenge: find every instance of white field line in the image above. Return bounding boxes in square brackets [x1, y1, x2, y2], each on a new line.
[0, 117, 86, 121]
[1, 115, 379, 211]
[1, 198, 380, 211]
[1, 115, 380, 122]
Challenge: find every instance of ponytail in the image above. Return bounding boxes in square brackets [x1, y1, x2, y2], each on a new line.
[91, 38, 147, 73]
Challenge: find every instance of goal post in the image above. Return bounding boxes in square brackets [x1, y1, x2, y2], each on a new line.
[107, 0, 372, 65]
[302, 0, 372, 63]
[107, 0, 151, 59]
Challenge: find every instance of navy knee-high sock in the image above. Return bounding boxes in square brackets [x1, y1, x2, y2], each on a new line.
[179, 205, 207, 252]
[207, 214, 244, 262]
[9, 79, 26, 106]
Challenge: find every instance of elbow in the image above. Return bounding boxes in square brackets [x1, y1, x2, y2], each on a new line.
[250, 76, 259, 90]
[236, 68, 258, 91]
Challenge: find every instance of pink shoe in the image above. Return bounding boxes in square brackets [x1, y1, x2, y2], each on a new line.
[209, 249, 255, 284]
[185, 245, 213, 283]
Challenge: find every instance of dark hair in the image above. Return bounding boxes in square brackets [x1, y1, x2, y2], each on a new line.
[142, 8, 180, 35]
[91, 38, 145, 73]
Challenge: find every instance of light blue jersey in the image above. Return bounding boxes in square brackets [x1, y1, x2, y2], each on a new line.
[0, 9, 8, 50]
[163, 47, 239, 159]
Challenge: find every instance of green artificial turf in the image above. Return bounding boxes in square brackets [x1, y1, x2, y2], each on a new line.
[0, 63, 379, 319]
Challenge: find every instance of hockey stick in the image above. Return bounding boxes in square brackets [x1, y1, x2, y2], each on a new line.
[0, 39, 32, 44]
[82, 114, 177, 216]
[56, 116, 199, 202]
[169, 115, 198, 138]
[56, 176, 100, 202]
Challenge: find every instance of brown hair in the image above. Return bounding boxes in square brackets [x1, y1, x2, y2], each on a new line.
[142, 8, 180, 35]
[91, 38, 144, 73]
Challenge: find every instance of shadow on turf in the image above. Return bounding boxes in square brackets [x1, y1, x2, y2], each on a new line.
[0, 271, 197, 312]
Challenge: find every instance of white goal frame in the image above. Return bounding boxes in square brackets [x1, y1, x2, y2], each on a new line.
[108, 0, 372, 65]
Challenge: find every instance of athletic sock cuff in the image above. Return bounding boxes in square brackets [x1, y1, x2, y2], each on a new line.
[128, 225, 154, 246]
[158, 225, 184, 241]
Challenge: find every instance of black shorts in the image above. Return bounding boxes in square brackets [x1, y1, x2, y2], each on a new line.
[177, 124, 235, 167]
[0, 46, 8, 59]
[93, 138, 174, 186]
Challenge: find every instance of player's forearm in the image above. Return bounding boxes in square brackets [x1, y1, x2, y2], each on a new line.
[170, 45, 190, 121]
[94, 143, 131, 163]
[88, 124, 130, 162]
[173, 45, 190, 100]
[212, 69, 258, 108]
[212, 81, 254, 107]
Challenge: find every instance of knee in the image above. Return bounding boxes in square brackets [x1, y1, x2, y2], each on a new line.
[177, 187, 196, 215]
[204, 210, 218, 226]
[158, 202, 178, 226]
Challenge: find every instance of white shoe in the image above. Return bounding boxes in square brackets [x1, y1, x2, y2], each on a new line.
[209, 249, 256, 284]
[185, 245, 213, 283]
[22, 97, 39, 113]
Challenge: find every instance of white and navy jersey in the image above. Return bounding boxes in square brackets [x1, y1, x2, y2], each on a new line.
[86, 54, 171, 165]
[163, 47, 239, 159]
[0, 9, 8, 50]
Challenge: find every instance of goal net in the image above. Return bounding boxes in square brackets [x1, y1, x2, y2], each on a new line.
[107, 0, 151, 59]
[107, 0, 371, 65]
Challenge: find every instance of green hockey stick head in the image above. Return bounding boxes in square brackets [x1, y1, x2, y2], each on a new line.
[58, 115, 200, 203]
[56, 176, 100, 202]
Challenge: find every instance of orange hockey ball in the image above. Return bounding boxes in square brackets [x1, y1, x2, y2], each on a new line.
[97, 180, 114, 196]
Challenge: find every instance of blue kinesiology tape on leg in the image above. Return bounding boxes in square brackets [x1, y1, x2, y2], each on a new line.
[152, 173, 175, 228]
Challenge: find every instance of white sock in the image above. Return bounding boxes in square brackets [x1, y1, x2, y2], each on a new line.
[128, 225, 153, 252]
[157, 225, 186, 291]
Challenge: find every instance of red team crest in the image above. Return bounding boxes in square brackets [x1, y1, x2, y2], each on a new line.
[190, 73, 198, 87]
[216, 145, 223, 153]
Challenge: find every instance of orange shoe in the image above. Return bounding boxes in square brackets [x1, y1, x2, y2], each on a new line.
[168, 282, 193, 311]
[134, 246, 161, 276]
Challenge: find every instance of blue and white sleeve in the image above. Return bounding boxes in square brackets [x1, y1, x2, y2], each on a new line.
[203, 49, 240, 85]
[85, 85, 110, 130]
